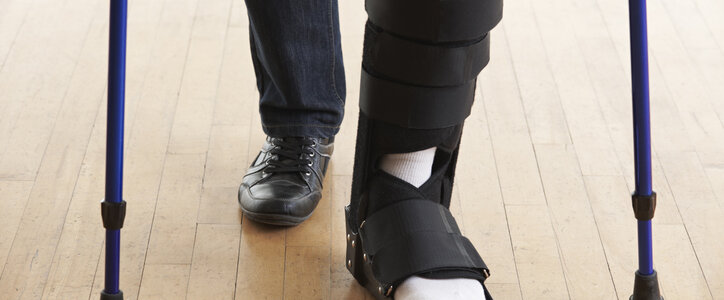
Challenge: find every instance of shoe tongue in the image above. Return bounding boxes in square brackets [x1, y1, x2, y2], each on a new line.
[271, 137, 308, 164]
[283, 137, 306, 143]
[365, 171, 437, 216]
[275, 156, 300, 166]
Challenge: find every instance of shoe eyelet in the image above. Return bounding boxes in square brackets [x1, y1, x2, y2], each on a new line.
[304, 171, 311, 176]
[309, 152, 315, 157]
[307, 162, 313, 167]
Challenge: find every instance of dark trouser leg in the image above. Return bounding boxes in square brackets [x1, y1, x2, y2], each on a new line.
[245, 0, 346, 138]
[346, 0, 503, 298]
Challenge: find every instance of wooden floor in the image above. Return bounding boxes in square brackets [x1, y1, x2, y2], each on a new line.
[1, 0, 723, 299]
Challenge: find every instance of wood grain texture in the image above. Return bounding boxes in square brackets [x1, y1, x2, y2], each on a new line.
[0, 0, 721, 299]
[186, 224, 241, 300]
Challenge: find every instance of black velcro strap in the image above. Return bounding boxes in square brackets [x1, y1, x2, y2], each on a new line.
[360, 200, 489, 285]
[361, 200, 461, 254]
[359, 70, 475, 129]
[363, 25, 491, 87]
[372, 233, 487, 285]
[366, 0, 503, 42]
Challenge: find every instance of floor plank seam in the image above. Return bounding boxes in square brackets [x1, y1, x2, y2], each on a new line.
[478, 78, 524, 298]
[184, 223, 200, 299]
[232, 220, 243, 300]
[120, 0, 172, 154]
[655, 153, 716, 298]
[135, 0, 203, 295]
[0, 1, 103, 293]
[0, 0, 36, 76]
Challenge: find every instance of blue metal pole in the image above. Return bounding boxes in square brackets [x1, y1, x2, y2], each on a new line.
[628, 0, 662, 298]
[636, 221, 653, 274]
[628, 0, 654, 277]
[102, 0, 127, 299]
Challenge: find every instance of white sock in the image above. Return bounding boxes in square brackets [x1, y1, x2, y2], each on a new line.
[395, 276, 485, 300]
[378, 147, 486, 300]
[378, 147, 437, 188]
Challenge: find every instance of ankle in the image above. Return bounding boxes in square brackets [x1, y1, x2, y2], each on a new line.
[378, 147, 436, 188]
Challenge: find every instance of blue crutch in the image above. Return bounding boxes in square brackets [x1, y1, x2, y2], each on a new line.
[628, 0, 662, 299]
[100, 0, 128, 299]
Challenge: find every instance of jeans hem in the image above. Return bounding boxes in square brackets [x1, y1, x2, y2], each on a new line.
[262, 123, 341, 139]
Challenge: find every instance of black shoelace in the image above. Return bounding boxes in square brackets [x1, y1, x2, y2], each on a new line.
[265, 138, 316, 175]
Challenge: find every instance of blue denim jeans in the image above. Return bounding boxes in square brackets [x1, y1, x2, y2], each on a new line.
[245, 0, 346, 139]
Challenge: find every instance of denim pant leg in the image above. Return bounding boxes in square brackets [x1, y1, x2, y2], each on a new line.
[244, 0, 346, 139]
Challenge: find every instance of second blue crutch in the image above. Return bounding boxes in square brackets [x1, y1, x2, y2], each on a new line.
[101, 0, 128, 299]
[628, 0, 662, 299]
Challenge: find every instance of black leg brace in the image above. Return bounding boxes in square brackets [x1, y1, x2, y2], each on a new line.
[346, 0, 502, 298]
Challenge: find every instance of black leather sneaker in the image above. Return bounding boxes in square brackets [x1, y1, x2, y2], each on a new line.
[238, 136, 333, 226]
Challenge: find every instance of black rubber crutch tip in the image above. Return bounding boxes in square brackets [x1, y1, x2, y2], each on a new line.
[100, 290, 124, 300]
[630, 270, 663, 300]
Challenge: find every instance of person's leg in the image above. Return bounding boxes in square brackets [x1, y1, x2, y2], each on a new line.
[346, 0, 503, 298]
[238, 0, 345, 225]
[245, 0, 345, 138]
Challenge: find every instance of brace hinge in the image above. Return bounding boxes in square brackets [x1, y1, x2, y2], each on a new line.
[631, 192, 656, 221]
[101, 199, 127, 230]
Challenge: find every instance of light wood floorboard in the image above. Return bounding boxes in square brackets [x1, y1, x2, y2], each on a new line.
[0, 0, 721, 299]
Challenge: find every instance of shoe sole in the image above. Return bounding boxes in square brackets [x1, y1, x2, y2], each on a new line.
[239, 207, 312, 226]
[238, 186, 316, 226]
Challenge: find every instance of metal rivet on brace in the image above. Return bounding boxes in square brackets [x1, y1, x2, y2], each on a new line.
[378, 286, 384, 295]
[347, 259, 352, 269]
[483, 269, 490, 279]
[363, 253, 368, 263]
[346, 234, 351, 242]
[359, 220, 366, 230]
[386, 285, 393, 297]
[351, 240, 356, 248]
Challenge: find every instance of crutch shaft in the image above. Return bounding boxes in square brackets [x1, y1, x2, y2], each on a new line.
[628, 0, 663, 299]
[102, 0, 128, 298]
